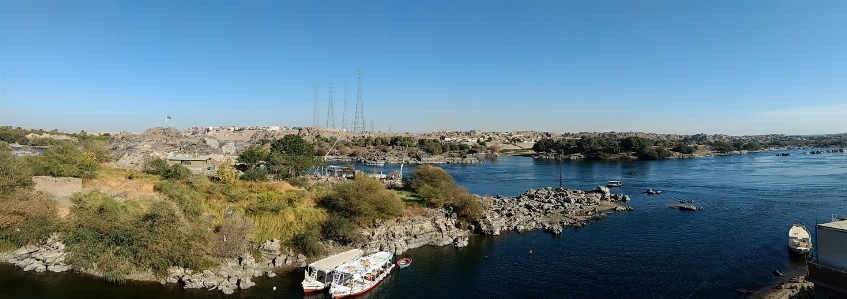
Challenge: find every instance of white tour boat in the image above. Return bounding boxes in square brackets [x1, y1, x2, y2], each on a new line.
[788, 221, 812, 256]
[329, 251, 395, 298]
[301, 249, 364, 293]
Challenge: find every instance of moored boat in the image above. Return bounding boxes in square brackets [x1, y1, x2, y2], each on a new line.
[301, 249, 364, 293]
[366, 160, 385, 167]
[788, 221, 813, 256]
[645, 189, 662, 195]
[397, 257, 412, 269]
[607, 180, 622, 187]
[330, 251, 395, 298]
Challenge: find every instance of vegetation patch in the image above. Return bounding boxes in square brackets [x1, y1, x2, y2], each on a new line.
[63, 191, 214, 283]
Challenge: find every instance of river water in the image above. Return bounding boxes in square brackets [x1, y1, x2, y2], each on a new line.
[3, 150, 845, 298]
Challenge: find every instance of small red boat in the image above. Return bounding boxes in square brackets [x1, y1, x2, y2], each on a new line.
[397, 257, 412, 269]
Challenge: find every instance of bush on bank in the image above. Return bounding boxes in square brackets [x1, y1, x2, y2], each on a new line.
[319, 176, 404, 227]
[0, 190, 59, 251]
[63, 191, 214, 283]
[407, 165, 483, 223]
[24, 142, 99, 179]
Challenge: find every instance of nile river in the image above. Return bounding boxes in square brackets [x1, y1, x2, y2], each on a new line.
[3, 150, 846, 298]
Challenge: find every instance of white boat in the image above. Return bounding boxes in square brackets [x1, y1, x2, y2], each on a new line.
[607, 180, 622, 187]
[788, 221, 812, 256]
[366, 161, 385, 167]
[329, 251, 395, 298]
[301, 249, 364, 293]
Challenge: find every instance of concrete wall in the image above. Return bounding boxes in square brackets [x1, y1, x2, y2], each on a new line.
[819, 227, 847, 270]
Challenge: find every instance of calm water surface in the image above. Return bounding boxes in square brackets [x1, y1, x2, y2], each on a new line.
[3, 150, 846, 298]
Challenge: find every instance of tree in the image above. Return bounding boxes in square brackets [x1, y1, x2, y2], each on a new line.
[268, 135, 319, 179]
[271, 135, 316, 157]
[237, 145, 269, 166]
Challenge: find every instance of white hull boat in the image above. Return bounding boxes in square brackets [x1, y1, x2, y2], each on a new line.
[330, 251, 395, 298]
[788, 221, 812, 256]
[301, 249, 364, 293]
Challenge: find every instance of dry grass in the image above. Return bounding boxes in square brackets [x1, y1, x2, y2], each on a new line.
[82, 165, 159, 201]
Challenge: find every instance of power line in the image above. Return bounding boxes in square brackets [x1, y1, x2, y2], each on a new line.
[326, 83, 335, 129]
[312, 84, 319, 128]
[353, 69, 365, 133]
[342, 83, 348, 131]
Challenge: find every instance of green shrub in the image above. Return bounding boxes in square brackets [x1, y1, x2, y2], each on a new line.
[0, 190, 59, 248]
[240, 168, 269, 182]
[449, 188, 483, 223]
[289, 226, 325, 257]
[319, 176, 403, 226]
[166, 164, 192, 180]
[789, 285, 814, 299]
[63, 191, 212, 282]
[0, 151, 35, 197]
[245, 191, 287, 215]
[153, 180, 204, 219]
[408, 164, 457, 208]
[80, 139, 113, 163]
[285, 176, 309, 188]
[321, 215, 361, 245]
[143, 158, 169, 176]
[26, 142, 99, 179]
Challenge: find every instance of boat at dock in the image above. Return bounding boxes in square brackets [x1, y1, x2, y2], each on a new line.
[397, 257, 412, 269]
[366, 161, 385, 167]
[301, 249, 364, 293]
[329, 251, 395, 298]
[788, 222, 812, 257]
[606, 180, 622, 187]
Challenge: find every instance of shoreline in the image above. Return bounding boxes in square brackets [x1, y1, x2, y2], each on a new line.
[2, 185, 632, 293]
[747, 276, 812, 299]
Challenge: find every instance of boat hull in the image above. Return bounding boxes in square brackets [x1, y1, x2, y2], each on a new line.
[331, 264, 394, 299]
[397, 257, 411, 269]
[788, 246, 812, 258]
[302, 278, 328, 293]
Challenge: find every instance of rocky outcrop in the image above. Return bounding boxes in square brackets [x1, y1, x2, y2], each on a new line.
[362, 209, 469, 255]
[164, 241, 306, 294]
[110, 127, 235, 170]
[474, 186, 631, 236]
[7, 235, 71, 273]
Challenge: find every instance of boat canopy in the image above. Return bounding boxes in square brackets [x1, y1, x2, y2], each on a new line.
[310, 249, 364, 272]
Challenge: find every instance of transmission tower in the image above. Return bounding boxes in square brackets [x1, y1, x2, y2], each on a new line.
[341, 84, 349, 131]
[326, 83, 335, 129]
[353, 69, 365, 133]
[370, 113, 374, 132]
[312, 84, 319, 128]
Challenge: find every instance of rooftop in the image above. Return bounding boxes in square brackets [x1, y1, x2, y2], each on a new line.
[818, 219, 847, 232]
[309, 249, 364, 272]
[168, 156, 212, 161]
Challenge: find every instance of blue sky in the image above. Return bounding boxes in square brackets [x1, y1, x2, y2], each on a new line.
[2, 0, 846, 135]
